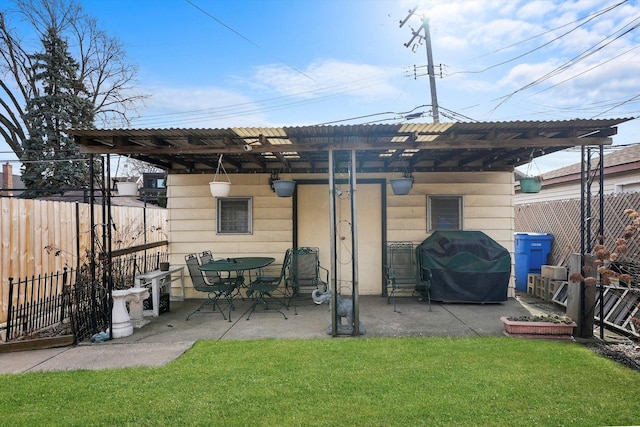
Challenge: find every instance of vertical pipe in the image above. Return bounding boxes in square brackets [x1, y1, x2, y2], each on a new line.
[328, 149, 338, 336]
[586, 148, 592, 252]
[89, 154, 98, 336]
[106, 154, 113, 339]
[579, 147, 586, 338]
[6, 277, 13, 341]
[350, 150, 360, 336]
[599, 145, 605, 340]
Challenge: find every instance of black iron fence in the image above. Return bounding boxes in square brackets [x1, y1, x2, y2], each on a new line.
[5, 250, 168, 343]
[5, 268, 106, 341]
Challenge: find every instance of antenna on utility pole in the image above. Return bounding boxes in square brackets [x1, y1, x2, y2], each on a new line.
[400, 7, 440, 123]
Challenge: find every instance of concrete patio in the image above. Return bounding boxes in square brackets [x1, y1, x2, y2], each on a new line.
[0, 293, 555, 374]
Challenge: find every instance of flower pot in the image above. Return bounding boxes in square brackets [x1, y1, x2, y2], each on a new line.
[159, 262, 170, 271]
[209, 181, 231, 198]
[500, 316, 576, 340]
[273, 180, 296, 197]
[519, 177, 542, 193]
[390, 177, 413, 195]
[117, 181, 138, 196]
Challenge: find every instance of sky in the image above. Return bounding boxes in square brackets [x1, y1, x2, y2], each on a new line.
[2, 0, 640, 174]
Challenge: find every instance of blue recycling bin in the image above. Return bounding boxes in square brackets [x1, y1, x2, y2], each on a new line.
[514, 233, 554, 291]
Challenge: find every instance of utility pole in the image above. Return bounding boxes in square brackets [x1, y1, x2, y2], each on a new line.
[400, 8, 440, 123]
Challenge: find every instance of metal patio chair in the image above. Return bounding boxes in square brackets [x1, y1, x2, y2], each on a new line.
[185, 253, 235, 321]
[288, 247, 329, 314]
[384, 241, 431, 312]
[245, 249, 292, 320]
[199, 250, 245, 299]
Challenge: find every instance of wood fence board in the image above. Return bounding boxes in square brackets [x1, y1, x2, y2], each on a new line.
[0, 198, 167, 324]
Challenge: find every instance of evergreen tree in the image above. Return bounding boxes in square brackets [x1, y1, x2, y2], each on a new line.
[21, 26, 94, 195]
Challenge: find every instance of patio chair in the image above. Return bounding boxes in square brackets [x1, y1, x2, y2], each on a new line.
[288, 247, 329, 314]
[199, 249, 246, 299]
[384, 241, 431, 312]
[245, 249, 292, 320]
[185, 253, 235, 321]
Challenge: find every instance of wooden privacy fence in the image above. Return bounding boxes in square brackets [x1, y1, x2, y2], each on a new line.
[0, 197, 167, 324]
[515, 191, 640, 268]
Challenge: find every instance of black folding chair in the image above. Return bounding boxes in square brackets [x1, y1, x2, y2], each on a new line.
[245, 249, 292, 320]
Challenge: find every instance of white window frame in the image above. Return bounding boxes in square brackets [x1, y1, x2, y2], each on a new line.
[427, 195, 463, 231]
[216, 197, 253, 235]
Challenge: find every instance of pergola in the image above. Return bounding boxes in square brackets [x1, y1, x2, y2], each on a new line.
[71, 119, 627, 174]
[71, 118, 631, 336]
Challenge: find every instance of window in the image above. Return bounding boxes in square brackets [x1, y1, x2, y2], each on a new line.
[217, 197, 252, 234]
[427, 195, 462, 231]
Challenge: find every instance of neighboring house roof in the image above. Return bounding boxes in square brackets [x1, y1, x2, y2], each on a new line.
[70, 119, 631, 174]
[539, 143, 640, 186]
[0, 172, 25, 190]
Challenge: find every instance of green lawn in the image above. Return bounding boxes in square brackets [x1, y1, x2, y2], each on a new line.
[1, 337, 639, 426]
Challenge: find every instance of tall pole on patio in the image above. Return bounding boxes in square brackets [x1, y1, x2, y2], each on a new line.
[350, 150, 360, 335]
[328, 149, 338, 336]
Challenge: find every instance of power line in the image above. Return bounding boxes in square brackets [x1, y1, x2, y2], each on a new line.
[491, 14, 640, 113]
[183, 0, 315, 82]
[448, 0, 629, 77]
[130, 72, 395, 127]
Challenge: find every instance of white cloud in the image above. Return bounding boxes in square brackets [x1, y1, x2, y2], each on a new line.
[249, 59, 398, 102]
[130, 86, 272, 128]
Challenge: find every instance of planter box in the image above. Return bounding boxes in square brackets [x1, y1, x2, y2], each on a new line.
[500, 317, 576, 340]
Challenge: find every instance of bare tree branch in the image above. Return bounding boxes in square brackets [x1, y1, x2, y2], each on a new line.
[0, 0, 146, 159]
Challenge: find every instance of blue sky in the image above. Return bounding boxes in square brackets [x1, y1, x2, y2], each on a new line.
[3, 0, 640, 173]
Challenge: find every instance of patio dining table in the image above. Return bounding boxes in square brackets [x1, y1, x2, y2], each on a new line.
[199, 257, 275, 295]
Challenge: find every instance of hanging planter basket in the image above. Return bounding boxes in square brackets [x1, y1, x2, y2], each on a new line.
[519, 177, 542, 194]
[209, 155, 231, 198]
[117, 181, 138, 196]
[273, 180, 296, 197]
[520, 150, 543, 194]
[390, 177, 413, 195]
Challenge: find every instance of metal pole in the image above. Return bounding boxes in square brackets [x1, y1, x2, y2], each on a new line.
[423, 17, 440, 123]
[89, 154, 98, 336]
[579, 147, 586, 338]
[586, 148, 592, 252]
[106, 155, 113, 340]
[328, 149, 338, 337]
[599, 145, 605, 340]
[349, 150, 360, 336]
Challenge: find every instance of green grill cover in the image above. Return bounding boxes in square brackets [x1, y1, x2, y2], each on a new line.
[418, 230, 511, 303]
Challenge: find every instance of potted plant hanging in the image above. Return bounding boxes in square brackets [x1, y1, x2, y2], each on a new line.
[519, 176, 542, 193]
[390, 173, 413, 195]
[209, 155, 231, 198]
[269, 171, 296, 197]
[273, 180, 296, 197]
[519, 150, 543, 193]
[116, 180, 139, 196]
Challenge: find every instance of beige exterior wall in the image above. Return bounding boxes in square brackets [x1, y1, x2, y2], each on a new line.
[168, 171, 516, 298]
